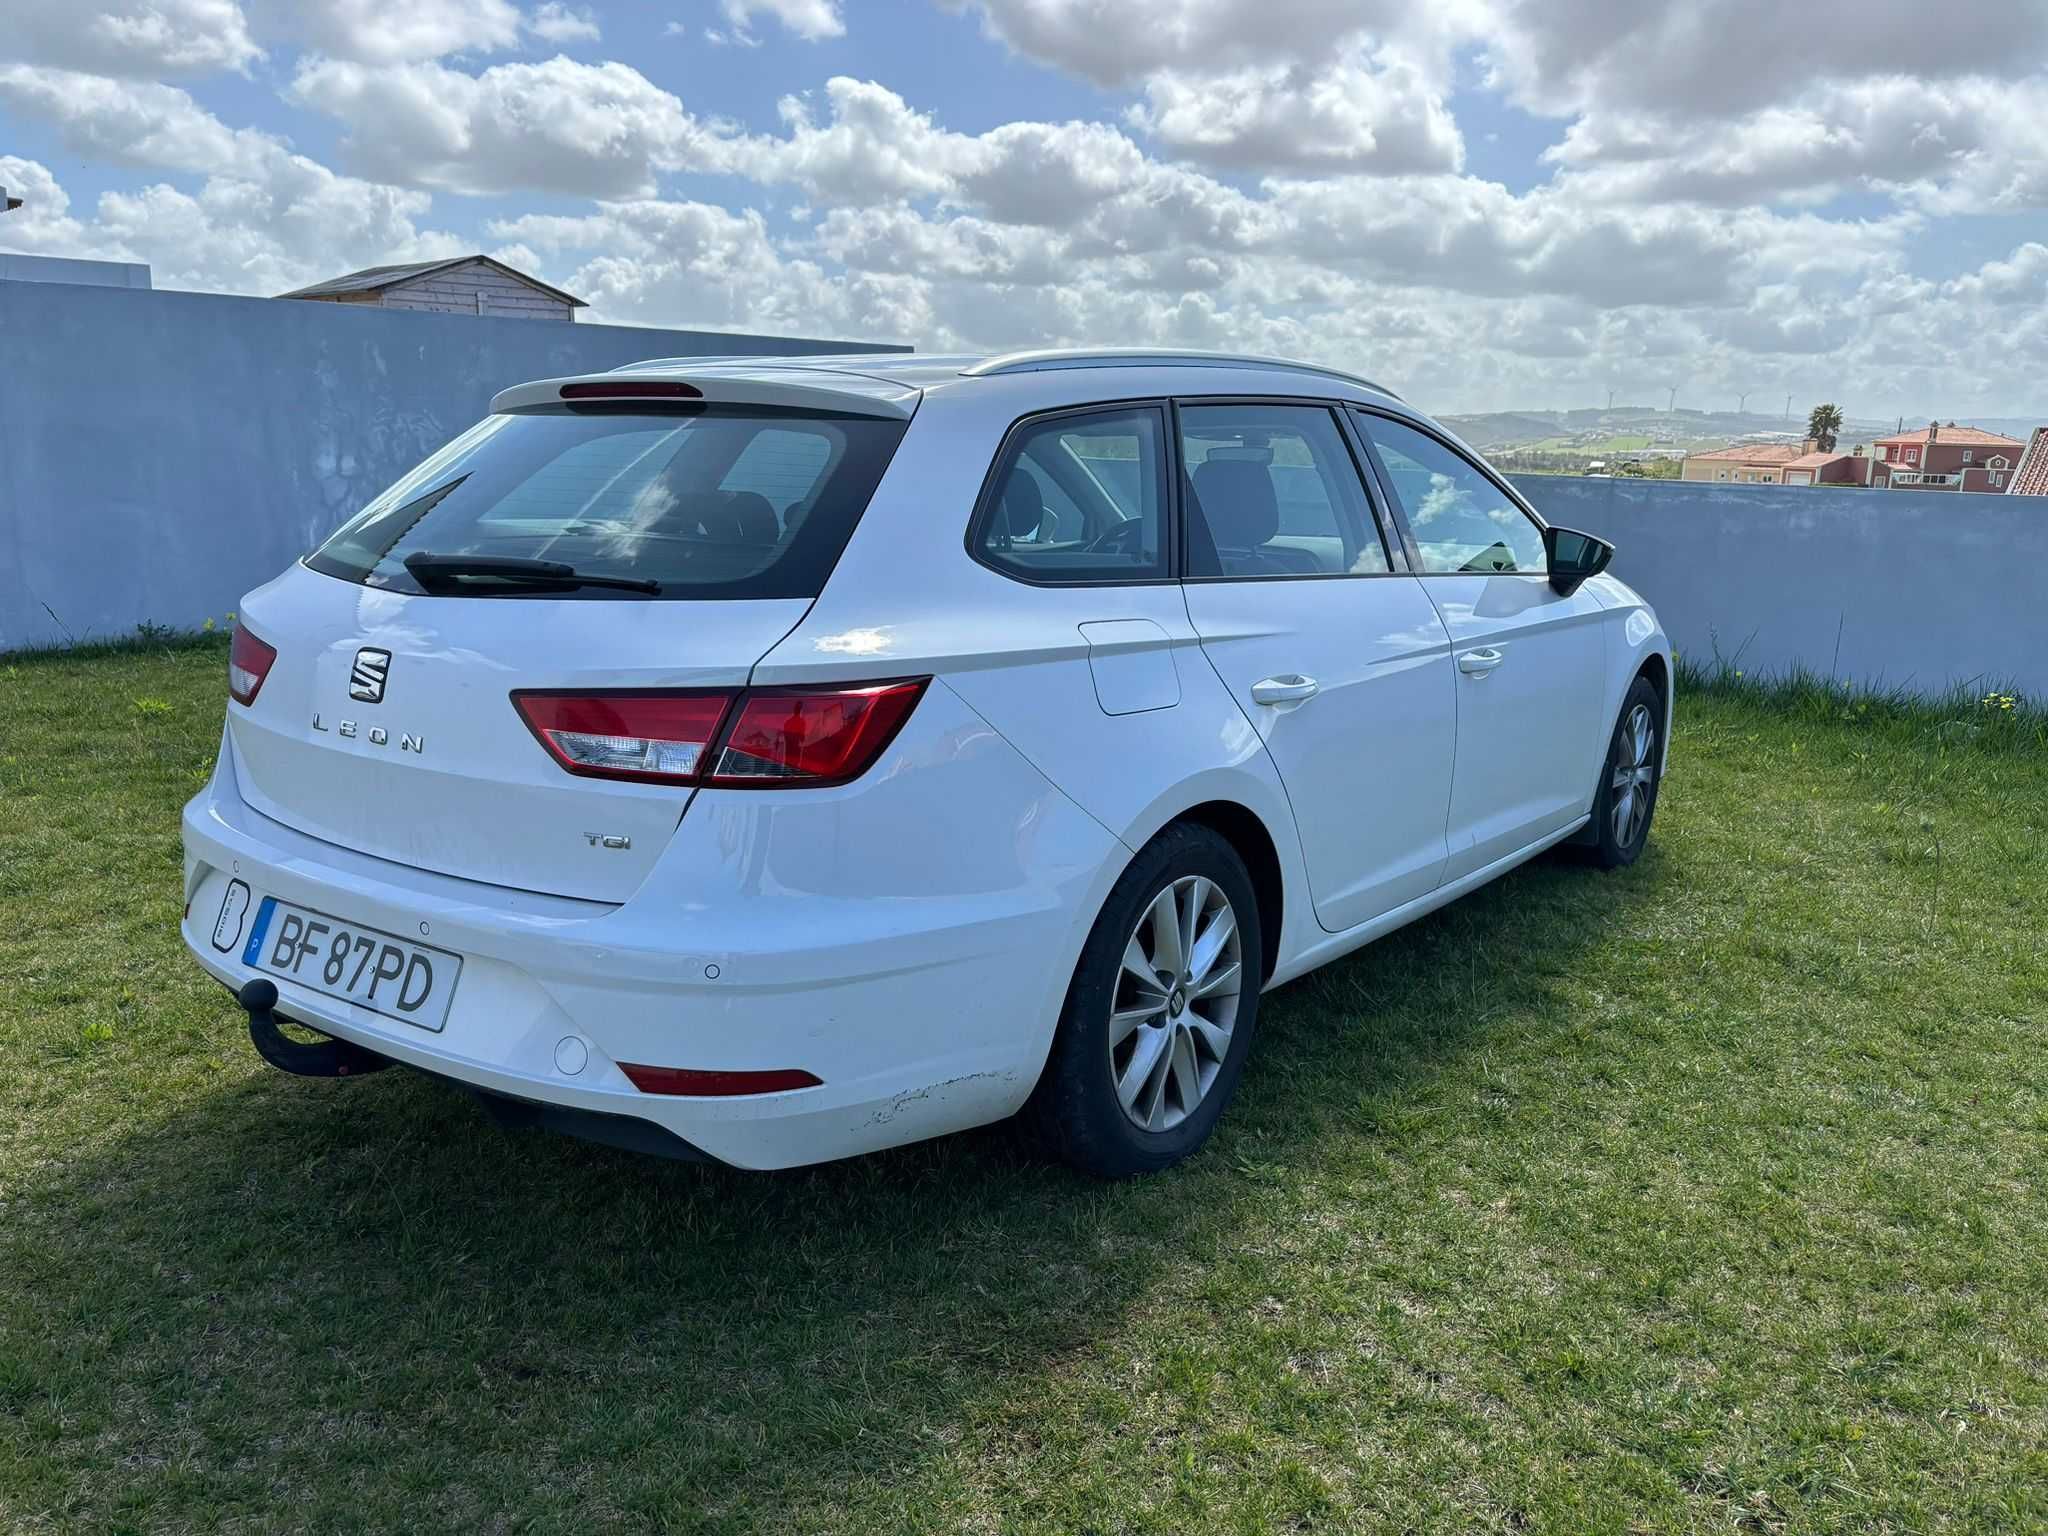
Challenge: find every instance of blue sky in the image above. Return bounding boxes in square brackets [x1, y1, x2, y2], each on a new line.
[4, 0, 2045, 418]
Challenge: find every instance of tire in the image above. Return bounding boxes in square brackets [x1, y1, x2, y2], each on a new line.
[1585, 676, 1664, 869]
[1027, 823, 1264, 1178]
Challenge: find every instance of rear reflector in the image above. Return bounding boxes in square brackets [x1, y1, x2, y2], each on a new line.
[512, 679, 927, 789]
[513, 691, 733, 785]
[620, 1063, 823, 1096]
[228, 626, 277, 706]
[559, 380, 702, 400]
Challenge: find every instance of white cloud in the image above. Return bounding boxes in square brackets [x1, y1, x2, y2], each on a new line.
[0, 82, 468, 296]
[528, 3, 600, 44]
[960, 0, 2048, 203]
[1128, 44, 1462, 174]
[290, 54, 723, 197]
[8, 0, 2048, 418]
[258, 0, 525, 64]
[953, 0, 1475, 173]
[6, 0, 262, 77]
[1543, 77, 2048, 215]
[736, 78, 974, 203]
[0, 151, 465, 297]
[950, 0, 1469, 85]
[1481, 0, 2048, 122]
[0, 66, 282, 179]
[720, 0, 846, 42]
[493, 197, 918, 339]
[0, 157, 119, 259]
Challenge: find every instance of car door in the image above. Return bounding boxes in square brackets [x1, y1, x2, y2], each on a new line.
[1177, 400, 1457, 933]
[1349, 409, 1608, 883]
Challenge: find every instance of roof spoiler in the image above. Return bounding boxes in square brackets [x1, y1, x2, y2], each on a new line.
[489, 372, 918, 420]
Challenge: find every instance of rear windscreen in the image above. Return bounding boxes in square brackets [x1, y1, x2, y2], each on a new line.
[305, 405, 908, 600]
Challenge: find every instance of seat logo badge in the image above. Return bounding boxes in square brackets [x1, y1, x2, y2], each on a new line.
[350, 647, 392, 703]
[583, 833, 632, 850]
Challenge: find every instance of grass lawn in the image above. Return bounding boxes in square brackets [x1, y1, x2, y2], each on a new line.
[3, 638, 2045, 1533]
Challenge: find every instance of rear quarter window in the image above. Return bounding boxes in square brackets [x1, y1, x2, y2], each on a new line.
[969, 405, 1170, 584]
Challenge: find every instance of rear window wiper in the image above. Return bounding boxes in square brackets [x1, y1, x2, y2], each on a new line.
[401, 552, 662, 596]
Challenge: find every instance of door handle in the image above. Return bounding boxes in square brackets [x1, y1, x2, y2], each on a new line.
[1251, 674, 1320, 706]
[1457, 648, 1505, 676]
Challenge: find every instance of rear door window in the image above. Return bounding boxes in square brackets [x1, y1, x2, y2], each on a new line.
[971, 406, 1169, 583]
[1180, 403, 1388, 578]
[305, 406, 907, 600]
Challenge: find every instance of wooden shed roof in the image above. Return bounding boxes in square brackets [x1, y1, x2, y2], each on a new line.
[276, 255, 587, 307]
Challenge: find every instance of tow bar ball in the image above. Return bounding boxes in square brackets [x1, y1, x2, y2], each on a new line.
[237, 977, 393, 1078]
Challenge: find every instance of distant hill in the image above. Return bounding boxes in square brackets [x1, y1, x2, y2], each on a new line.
[1947, 417, 2045, 441]
[1442, 405, 1903, 457]
[1440, 412, 1563, 447]
[1443, 406, 2042, 458]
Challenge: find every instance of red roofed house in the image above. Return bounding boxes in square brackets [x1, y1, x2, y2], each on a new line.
[2005, 428, 2048, 496]
[1870, 422, 2025, 493]
[1682, 439, 1869, 486]
[1680, 442, 1808, 484]
[1780, 449, 1867, 487]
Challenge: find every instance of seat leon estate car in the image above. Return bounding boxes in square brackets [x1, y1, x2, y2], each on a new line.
[182, 349, 1670, 1176]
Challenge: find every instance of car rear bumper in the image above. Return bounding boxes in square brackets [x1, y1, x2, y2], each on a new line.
[180, 681, 1124, 1169]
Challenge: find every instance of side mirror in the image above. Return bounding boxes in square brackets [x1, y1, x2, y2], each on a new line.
[1544, 525, 1613, 596]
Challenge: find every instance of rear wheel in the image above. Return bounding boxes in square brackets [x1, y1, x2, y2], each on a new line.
[1585, 676, 1663, 869]
[1028, 824, 1263, 1177]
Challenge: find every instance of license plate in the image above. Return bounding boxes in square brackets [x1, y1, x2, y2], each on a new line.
[233, 892, 463, 1033]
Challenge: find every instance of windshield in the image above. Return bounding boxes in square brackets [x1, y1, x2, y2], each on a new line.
[305, 405, 908, 600]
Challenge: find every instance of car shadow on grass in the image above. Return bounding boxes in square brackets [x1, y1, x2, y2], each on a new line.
[5, 845, 1663, 1531]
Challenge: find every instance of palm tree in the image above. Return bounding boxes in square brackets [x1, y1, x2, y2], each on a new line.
[1806, 403, 1844, 453]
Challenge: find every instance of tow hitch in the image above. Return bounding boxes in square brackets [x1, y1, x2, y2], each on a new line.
[237, 978, 393, 1078]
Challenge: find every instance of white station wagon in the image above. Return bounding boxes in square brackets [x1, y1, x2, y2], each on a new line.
[183, 350, 1671, 1176]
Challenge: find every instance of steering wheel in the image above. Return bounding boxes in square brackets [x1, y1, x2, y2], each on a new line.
[1083, 519, 1147, 557]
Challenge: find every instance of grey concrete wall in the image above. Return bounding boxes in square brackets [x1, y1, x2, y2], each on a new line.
[0, 254, 152, 287]
[0, 279, 900, 651]
[3, 284, 2041, 698]
[1514, 475, 2048, 697]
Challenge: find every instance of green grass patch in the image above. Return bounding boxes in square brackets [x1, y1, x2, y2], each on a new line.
[3, 641, 2045, 1532]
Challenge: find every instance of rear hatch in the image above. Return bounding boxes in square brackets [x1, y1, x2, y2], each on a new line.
[225, 375, 913, 903]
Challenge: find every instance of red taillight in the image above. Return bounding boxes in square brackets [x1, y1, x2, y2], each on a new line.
[512, 691, 734, 785]
[228, 626, 277, 706]
[619, 1063, 823, 1096]
[706, 681, 927, 788]
[559, 380, 702, 400]
[512, 679, 927, 789]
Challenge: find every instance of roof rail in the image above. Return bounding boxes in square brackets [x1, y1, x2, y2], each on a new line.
[959, 348, 1400, 400]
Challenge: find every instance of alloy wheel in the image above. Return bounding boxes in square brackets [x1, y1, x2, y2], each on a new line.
[1610, 702, 1656, 848]
[1109, 875, 1243, 1132]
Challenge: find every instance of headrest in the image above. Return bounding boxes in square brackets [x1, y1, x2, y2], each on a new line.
[646, 489, 780, 544]
[722, 490, 779, 545]
[1000, 472, 1045, 538]
[1192, 458, 1278, 547]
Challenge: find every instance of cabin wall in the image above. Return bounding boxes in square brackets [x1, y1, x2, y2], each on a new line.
[377, 261, 576, 321]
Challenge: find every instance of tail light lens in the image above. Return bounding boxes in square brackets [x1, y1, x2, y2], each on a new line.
[707, 681, 927, 787]
[512, 679, 926, 789]
[513, 692, 733, 784]
[228, 626, 277, 706]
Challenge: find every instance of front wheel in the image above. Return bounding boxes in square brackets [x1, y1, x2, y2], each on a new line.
[1027, 824, 1263, 1177]
[1585, 676, 1663, 868]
